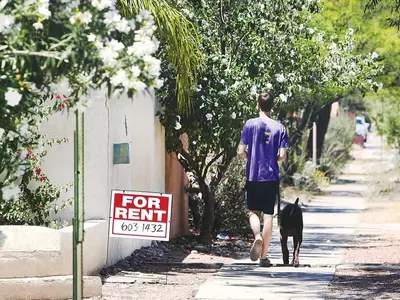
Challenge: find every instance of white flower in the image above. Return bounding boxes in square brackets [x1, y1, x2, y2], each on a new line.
[137, 9, 152, 23]
[130, 80, 146, 92]
[1, 183, 21, 201]
[98, 46, 118, 66]
[94, 40, 103, 49]
[154, 79, 164, 88]
[104, 10, 121, 25]
[238, 101, 244, 106]
[214, 102, 219, 107]
[91, 0, 113, 10]
[250, 85, 257, 95]
[299, 24, 304, 30]
[266, 83, 273, 89]
[109, 39, 124, 52]
[131, 66, 141, 78]
[116, 18, 131, 33]
[143, 55, 161, 78]
[174, 122, 182, 130]
[231, 112, 237, 119]
[0, 128, 4, 139]
[276, 74, 285, 83]
[98, 40, 123, 66]
[87, 33, 96, 42]
[196, 84, 202, 92]
[80, 12, 93, 24]
[110, 69, 128, 87]
[0, 14, 14, 34]
[33, 21, 43, 30]
[259, 63, 265, 69]
[199, 104, 205, 109]
[348, 27, 354, 35]
[5, 88, 22, 107]
[308, 28, 315, 34]
[206, 113, 213, 121]
[372, 52, 379, 59]
[70, 11, 92, 25]
[19, 119, 30, 135]
[279, 94, 288, 103]
[127, 38, 158, 57]
[38, 0, 51, 19]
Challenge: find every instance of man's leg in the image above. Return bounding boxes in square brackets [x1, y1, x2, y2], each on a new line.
[246, 182, 263, 261]
[261, 213, 273, 259]
[248, 210, 263, 261]
[260, 181, 279, 260]
[248, 210, 262, 240]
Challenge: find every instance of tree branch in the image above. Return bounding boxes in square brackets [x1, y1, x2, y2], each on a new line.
[202, 150, 225, 179]
[2, 50, 64, 61]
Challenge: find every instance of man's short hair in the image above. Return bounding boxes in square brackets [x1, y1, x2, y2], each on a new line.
[258, 93, 274, 112]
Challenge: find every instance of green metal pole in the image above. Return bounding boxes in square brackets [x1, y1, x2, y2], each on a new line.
[73, 110, 84, 300]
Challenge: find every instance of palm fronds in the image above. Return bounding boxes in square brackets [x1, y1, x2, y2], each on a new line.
[119, 0, 202, 113]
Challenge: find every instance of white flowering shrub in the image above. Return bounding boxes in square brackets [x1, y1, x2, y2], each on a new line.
[0, 1, 161, 206]
[158, 0, 381, 238]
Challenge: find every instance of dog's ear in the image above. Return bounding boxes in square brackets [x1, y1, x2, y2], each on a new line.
[294, 198, 299, 207]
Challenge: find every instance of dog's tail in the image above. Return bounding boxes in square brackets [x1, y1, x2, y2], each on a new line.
[290, 198, 299, 216]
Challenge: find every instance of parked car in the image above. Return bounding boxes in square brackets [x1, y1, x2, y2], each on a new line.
[356, 116, 368, 142]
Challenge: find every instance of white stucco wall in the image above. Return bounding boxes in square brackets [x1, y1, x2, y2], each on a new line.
[0, 221, 107, 278]
[38, 89, 165, 267]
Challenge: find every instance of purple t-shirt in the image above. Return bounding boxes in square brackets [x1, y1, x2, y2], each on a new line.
[240, 116, 288, 182]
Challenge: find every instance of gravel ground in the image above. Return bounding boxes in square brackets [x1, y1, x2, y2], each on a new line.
[324, 174, 400, 299]
[88, 237, 253, 300]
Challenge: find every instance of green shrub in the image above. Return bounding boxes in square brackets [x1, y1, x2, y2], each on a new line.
[0, 138, 72, 226]
[213, 156, 250, 237]
[318, 114, 354, 177]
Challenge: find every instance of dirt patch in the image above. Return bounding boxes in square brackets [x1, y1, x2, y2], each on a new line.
[325, 268, 400, 300]
[324, 182, 400, 299]
[93, 265, 222, 300]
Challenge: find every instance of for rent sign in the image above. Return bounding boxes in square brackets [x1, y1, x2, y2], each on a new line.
[109, 190, 173, 241]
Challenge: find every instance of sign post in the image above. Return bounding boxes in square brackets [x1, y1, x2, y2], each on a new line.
[109, 190, 173, 241]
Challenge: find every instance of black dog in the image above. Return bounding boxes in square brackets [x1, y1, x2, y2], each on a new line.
[279, 198, 303, 267]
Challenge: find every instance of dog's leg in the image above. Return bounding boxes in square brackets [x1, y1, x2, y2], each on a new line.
[280, 229, 289, 265]
[292, 230, 302, 267]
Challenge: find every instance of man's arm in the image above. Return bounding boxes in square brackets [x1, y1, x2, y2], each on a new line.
[238, 143, 248, 160]
[277, 148, 287, 161]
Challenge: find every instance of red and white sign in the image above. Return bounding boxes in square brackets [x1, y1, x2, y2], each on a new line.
[109, 190, 173, 241]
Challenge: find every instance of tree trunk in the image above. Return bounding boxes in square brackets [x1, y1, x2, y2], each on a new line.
[307, 103, 332, 162]
[282, 105, 315, 184]
[188, 194, 201, 230]
[199, 179, 215, 242]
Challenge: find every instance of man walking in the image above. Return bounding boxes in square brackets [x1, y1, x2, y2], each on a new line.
[238, 93, 288, 267]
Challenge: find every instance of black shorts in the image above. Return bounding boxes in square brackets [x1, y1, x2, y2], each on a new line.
[245, 181, 280, 215]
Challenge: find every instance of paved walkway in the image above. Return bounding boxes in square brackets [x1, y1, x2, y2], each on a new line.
[195, 132, 397, 300]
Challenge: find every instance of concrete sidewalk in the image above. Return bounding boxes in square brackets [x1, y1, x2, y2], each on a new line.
[195, 133, 397, 300]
